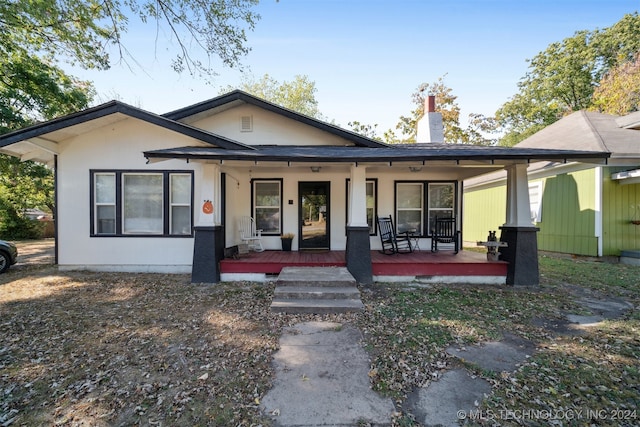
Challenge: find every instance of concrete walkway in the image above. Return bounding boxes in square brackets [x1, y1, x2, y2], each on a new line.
[261, 321, 395, 426]
[260, 290, 633, 427]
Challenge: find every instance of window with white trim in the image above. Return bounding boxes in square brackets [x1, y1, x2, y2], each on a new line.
[396, 182, 424, 234]
[95, 173, 116, 234]
[395, 181, 456, 235]
[123, 173, 163, 234]
[427, 183, 455, 232]
[170, 174, 193, 234]
[91, 170, 193, 237]
[253, 179, 282, 235]
[529, 181, 543, 223]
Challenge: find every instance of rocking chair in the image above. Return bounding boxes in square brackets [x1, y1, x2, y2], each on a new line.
[238, 216, 264, 252]
[376, 215, 413, 255]
[430, 217, 459, 254]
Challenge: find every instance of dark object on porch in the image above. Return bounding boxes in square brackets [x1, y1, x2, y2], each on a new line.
[224, 245, 240, 259]
[281, 237, 293, 251]
[376, 215, 413, 255]
[431, 217, 459, 254]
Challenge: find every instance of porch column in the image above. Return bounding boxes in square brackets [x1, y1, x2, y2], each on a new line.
[346, 163, 373, 285]
[192, 163, 224, 283]
[499, 163, 540, 286]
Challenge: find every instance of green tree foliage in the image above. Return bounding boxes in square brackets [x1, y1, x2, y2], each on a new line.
[497, 12, 640, 146]
[591, 52, 640, 115]
[0, 52, 93, 133]
[222, 74, 324, 119]
[392, 76, 464, 143]
[1, 0, 260, 237]
[0, 44, 92, 239]
[347, 121, 382, 141]
[0, 155, 54, 239]
[386, 76, 497, 145]
[0, 0, 260, 76]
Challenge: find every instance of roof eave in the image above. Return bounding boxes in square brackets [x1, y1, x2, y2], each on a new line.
[143, 147, 610, 165]
[0, 101, 255, 152]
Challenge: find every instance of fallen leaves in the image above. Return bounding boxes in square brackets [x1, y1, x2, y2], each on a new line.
[1, 254, 638, 427]
[0, 267, 280, 426]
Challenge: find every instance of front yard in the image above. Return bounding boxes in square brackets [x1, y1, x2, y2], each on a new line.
[1, 253, 638, 426]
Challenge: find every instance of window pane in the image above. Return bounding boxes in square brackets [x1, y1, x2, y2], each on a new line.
[171, 174, 191, 205]
[428, 209, 454, 234]
[397, 183, 422, 209]
[171, 206, 191, 235]
[429, 184, 454, 208]
[397, 210, 422, 234]
[254, 181, 281, 234]
[256, 182, 280, 206]
[255, 207, 280, 233]
[96, 206, 116, 234]
[366, 181, 375, 233]
[123, 174, 163, 234]
[366, 182, 374, 206]
[96, 174, 115, 204]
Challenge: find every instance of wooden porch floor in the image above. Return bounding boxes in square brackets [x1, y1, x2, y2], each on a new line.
[220, 249, 508, 277]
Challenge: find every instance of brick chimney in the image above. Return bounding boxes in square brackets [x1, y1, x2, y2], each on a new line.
[416, 95, 444, 143]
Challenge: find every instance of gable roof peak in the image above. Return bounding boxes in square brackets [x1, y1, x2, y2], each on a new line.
[163, 89, 389, 148]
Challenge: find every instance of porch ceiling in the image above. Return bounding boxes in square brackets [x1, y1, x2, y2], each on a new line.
[188, 161, 506, 180]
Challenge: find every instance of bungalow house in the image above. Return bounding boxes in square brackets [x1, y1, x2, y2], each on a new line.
[464, 110, 640, 264]
[0, 90, 609, 285]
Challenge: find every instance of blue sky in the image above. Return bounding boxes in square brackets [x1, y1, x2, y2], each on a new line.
[67, 0, 639, 135]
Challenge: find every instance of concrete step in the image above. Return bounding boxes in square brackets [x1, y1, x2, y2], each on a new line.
[271, 298, 365, 314]
[273, 286, 360, 300]
[271, 266, 363, 314]
[276, 266, 356, 287]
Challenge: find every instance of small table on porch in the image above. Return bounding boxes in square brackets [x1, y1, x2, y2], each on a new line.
[408, 229, 421, 251]
[476, 241, 508, 261]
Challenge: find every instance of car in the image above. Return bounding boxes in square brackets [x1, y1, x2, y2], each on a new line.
[0, 240, 18, 273]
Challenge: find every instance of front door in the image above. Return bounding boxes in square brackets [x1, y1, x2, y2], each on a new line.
[299, 181, 330, 250]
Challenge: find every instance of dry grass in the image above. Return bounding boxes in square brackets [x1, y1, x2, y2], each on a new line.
[1, 266, 281, 426]
[0, 264, 358, 426]
[1, 246, 639, 426]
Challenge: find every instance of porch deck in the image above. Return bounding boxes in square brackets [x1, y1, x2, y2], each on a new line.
[220, 249, 508, 283]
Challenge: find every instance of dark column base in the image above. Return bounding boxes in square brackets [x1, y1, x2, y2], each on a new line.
[499, 226, 540, 286]
[345, 226, 373, 285]
[191, 225, 224, 283]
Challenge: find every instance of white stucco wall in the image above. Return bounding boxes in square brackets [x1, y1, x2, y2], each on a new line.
[54, 108, 464, 272]
[222, 165, 463, 252]
[56, 117, 208, 272]
[190, 104, 354, 146]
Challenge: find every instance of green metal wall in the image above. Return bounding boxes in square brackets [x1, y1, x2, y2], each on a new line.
[462, 184, 506, 243]
[535, 169, 598, 256]
[464, 168, 598, 256]
[465, 167, 640, 256]
[602, 167, 640, 255]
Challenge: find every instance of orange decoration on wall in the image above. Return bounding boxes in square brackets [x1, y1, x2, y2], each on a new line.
[202, 200, 214, 214]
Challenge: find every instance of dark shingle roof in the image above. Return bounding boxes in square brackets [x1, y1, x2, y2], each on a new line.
[144, 144, 609, 164]
[515, 111, 640, 159]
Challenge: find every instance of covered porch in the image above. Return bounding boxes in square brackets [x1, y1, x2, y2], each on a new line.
[220, 249, 508, 284]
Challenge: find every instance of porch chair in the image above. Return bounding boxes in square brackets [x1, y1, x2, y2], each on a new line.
[430, 217, 459, 254]
[238, 216, 264, 252]
[376, 215, 413, 255]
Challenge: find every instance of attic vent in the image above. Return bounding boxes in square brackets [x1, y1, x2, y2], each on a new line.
[240, 115, 253, 132]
